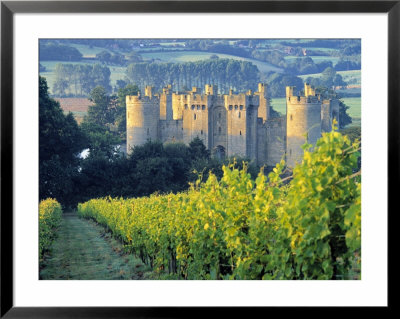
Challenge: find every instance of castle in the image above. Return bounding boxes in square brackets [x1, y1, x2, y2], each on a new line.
[126, 83, 340, 168]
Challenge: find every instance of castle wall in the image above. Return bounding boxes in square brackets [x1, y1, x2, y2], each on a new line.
[172, 93, 184, 120]
[246, 105, 258, 161]
[160, 92, 173, 121]
[225, 94, 248, 157]
[286, 96, 321, 167]
[126, 95, 160, 154]
[257, 119, 267, 166]
[265, 117, 286, 166]
[182, 96, 209, 148]
[159, 119, 183, 143]
[211, 104, 227, 153]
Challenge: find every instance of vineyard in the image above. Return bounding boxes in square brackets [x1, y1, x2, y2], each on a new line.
[39, 198, 62, 261]
[78, 126, 361, 280]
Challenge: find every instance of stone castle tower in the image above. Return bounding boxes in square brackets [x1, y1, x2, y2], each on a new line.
[286, 83, 340, 167]
[126, 82, 339, 168]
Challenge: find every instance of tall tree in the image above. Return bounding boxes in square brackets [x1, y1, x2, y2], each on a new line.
[39, 76, 87, 206]
[81, 86, 121, 158]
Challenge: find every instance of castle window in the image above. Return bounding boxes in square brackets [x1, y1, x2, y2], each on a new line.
[229, 105, 233, 110]
[191, 105, 195, 110]
[238, 112, 241, 118]
[202, 105, 205, 110]
[240, 130, 242, 136]
[184, 104, 188, 109]
[290, 115, 293, 121]
[201, 130, 203, 135]
[197, 105, 200, 110]
[240, 105, 243, 110]
[194, 114, 197, 120]
[235, 105, 238, 110]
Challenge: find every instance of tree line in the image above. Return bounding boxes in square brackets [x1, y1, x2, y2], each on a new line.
[53, 63, 112, 96]
[125, 59, 260, 93]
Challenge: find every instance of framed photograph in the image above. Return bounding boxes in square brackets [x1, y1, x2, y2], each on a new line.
[1, 0, 395, 317]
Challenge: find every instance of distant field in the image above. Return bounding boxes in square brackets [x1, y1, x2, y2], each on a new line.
[341, 97, 361, 127]
[68, 44, 117, 58]
[284, 55, 341, 65]
[270, 98, 287, 115]
[54, 97, 93, 124]
[270, 96, 361, 128]
[141, 50, 283, 73]
[299, 69, 361, 86]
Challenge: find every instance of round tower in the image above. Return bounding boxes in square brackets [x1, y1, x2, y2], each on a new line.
[126, 94, 159, 154]
[286, 86, 322, 167]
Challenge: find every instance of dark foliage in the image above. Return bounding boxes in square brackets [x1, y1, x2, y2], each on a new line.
[39, 77, 87, 207]
[39, 42, 83, 61]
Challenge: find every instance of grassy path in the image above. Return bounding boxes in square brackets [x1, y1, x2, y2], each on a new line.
[40, 210, 151, 280]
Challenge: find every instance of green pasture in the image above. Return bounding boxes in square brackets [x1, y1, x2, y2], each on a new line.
[306, 47, 340, 53]
[299, 69, 361, 86]
[159, 42, 186, 46]
[341, 97, 361, 127]
[270, 98, 287, 116]
[284, 55, 341, 65]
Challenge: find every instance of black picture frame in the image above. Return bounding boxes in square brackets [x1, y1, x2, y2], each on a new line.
[1, 1, 395, 317]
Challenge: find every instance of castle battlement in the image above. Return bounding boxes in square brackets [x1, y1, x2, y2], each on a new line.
[181, 94, 210, 106]
[126, 95, 158, 104]
[224, 93, 257, 109]
[287, 95, 320, 104]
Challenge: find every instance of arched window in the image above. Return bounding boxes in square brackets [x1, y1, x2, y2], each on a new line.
[240, 130, 242, 136]
[194, 114, 197, 120]
[238, 112, 241, 118]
